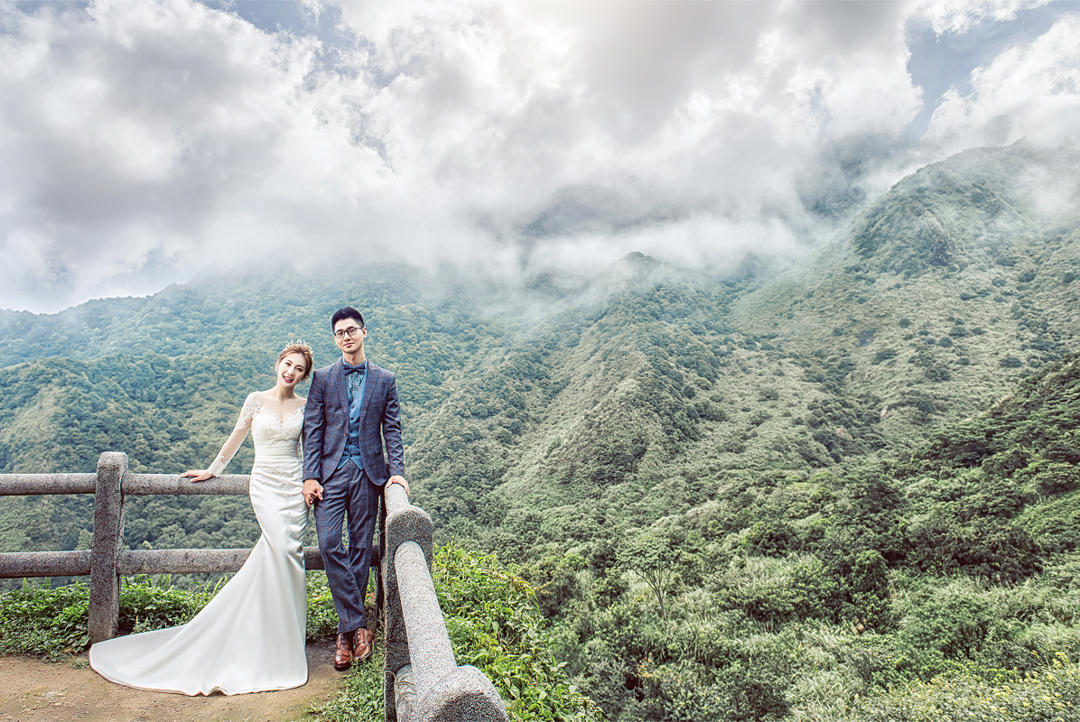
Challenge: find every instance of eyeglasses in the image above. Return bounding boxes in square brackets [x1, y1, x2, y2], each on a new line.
[334, 326, 363, 339]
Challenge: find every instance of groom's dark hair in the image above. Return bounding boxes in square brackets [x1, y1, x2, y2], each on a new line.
[330, 306, 365, 330]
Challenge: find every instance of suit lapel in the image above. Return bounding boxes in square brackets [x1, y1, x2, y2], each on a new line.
[358, 363, 378, 428]
[332, 359, 349, 414]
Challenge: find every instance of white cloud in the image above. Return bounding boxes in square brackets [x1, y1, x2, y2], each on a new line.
[0, 0, 1075, 311]
[924, 12, 1080, 151]
[917, 0, 1052, 35]
[322, 0, 921, 270]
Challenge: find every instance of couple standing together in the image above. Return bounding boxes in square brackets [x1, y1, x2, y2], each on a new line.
[89, 306, 407, 695]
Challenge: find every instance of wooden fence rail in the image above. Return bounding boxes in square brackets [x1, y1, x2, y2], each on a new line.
[0, 452, 325, 642]
[0, 451, 507, 721]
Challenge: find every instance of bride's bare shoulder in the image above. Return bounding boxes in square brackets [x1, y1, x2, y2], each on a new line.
[244, 390, 272, 408]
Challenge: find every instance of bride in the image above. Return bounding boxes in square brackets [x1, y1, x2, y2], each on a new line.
[89, 342, 314, 695]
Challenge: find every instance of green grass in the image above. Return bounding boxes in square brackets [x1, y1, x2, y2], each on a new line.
[0, 573, 339, 661]
[308, 647, 385, 721]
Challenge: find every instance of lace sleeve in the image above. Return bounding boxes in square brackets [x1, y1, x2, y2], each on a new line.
[208, 393, 259, 475]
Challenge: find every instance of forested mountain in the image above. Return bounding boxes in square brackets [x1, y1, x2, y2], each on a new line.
[733, 142, 1080, 443]
[3, 142, 1079, 720]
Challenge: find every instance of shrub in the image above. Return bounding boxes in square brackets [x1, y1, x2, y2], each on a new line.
[632, 628, 800, 722]
[896, 590, 995, 669]
[715, 555, 842, 628]
[872, 349, 897, 364]
[434, 543, 601, 721]
[0, 581, 91, 660]
[924, 364, 951, 382]
[844, 652, 1080, 722]
[744, 519, 799, 557]
[849, 550, 892, 631]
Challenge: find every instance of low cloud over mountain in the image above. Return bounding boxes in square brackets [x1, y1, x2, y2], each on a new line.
[1, 0, 1077, 311]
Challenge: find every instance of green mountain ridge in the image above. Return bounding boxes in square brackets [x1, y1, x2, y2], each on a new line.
[851, 143, 1080, 273]
[2, 142, 1079, 720]
[732, 143, 1079, 450]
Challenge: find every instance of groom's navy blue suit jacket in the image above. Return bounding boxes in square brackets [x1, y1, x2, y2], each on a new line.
[302, 359, 404, 486]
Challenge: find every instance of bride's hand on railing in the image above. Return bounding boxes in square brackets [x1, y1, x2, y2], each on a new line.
[182, 470, 214, 483]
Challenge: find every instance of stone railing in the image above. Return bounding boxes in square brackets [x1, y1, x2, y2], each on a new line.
[381, 483, 507, 721]
[0, 451, 508, 722]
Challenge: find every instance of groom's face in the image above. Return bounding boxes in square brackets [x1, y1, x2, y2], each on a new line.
[333, 318, 366, 355]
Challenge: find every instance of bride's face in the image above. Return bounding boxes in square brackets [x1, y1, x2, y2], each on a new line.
[277, 352, 308, 389]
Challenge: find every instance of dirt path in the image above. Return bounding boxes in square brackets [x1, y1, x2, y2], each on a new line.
[0, 643, 344, 721]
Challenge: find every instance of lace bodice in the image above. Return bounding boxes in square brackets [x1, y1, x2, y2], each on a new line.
[208, 393, 304, 475]
[252, 406, 304, 451]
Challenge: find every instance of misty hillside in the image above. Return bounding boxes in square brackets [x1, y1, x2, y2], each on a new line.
[733, 141, 1080, 444]
[3, 142, 1080, 721]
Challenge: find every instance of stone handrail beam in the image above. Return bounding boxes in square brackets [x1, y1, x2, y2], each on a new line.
[397, 541, 456, 692]
[0, 474, 96, 495]
[0, 473, 249, 496]
[0, 550, 92, 577]
[0, 548, 327, 577]
[123, 474, 249, 495]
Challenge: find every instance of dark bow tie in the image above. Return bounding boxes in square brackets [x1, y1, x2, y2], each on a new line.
[343, 361, 367, 374]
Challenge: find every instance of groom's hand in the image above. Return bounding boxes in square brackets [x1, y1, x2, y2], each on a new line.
[388, 475, 410, 496]
[303, 478, 323, 507]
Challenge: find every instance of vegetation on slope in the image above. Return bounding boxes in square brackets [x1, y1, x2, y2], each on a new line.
[515, 353, 1080, 719]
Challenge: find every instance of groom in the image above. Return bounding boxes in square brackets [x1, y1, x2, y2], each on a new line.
[302, 306, 408, 670]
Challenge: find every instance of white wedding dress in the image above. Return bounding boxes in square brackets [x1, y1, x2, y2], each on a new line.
[90, 393, 309, 695]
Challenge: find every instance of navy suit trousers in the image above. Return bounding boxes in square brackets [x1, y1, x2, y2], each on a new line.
[314, 460, 379, 633]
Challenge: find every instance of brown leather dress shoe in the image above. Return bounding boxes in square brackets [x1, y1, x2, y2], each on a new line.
[353, 627, 374, 663]
[333, 632, 353, 671]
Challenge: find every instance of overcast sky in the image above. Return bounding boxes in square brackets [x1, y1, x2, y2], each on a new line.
[1, 0, 1078, 312]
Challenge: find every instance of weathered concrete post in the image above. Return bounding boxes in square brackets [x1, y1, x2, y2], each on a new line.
[419, 666, 509, 721]
[382, 484, 508, 722]
[88, 452, 127, 644]
[383, 483, 433, 721]
[396, 542, 507, 721]
[395, 542, 456, 692]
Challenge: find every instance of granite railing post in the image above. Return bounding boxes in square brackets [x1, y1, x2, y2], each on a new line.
[382, 484, 508, 722]
[395, 542, 455, 694]
[396, 542, 507, 721]
[383, 483, 433, 721]
[88, 451, 127, 644]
